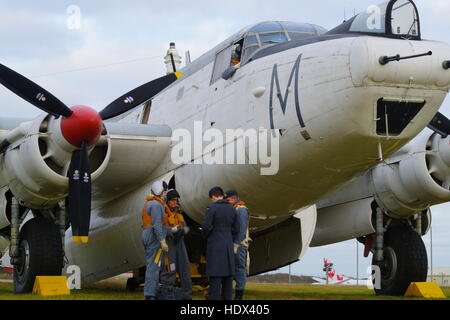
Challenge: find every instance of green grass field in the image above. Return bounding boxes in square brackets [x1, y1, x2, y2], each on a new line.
[0, 279, 449, 300]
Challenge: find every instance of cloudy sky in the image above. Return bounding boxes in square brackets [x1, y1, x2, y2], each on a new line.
[1, 0, 450, 278]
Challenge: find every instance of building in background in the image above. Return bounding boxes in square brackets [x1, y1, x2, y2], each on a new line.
[428, 268, 450, 287]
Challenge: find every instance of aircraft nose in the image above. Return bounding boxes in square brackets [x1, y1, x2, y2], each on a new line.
[349, 37, 450, 89]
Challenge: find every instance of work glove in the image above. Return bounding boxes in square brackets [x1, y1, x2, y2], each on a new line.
[182, 226, 190, 234]
[174, 226, 187, 241]
[160, 239, 169, 253]
[171, 226, 179, 233]
[233, 243, 240, 255]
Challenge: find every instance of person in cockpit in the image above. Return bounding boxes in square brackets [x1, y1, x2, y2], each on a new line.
[231, 43, 242, 66]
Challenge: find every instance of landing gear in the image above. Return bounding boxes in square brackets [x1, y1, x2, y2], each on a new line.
[13, 218, 64, 293]
[126, 267, 145, 292]
[372, 225, 428, 296]
[126, 277, 140, 292]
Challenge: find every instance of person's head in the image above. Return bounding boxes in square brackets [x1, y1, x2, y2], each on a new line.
[225, 189, 238, 204]
[209, 186, 224, 203]
[166, 189, 180, 210]
[235, 44, 242, 55]
[151, 180, 168, 201]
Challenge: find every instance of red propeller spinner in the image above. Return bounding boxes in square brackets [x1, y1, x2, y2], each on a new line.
[60, 106, 103, 147]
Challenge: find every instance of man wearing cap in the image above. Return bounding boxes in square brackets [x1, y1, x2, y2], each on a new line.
[226, 189, 250, 300]
[201, 186, 240, 300]
[162, 189, 192, 299]
[142, 180, 168, 300]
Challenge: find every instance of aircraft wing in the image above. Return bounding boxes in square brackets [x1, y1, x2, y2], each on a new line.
[312, 127, 450, 247]
[90, 122, 172, 202]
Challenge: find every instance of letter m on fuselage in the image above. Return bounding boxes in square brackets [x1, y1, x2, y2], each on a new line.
[269, 54, 305, 130]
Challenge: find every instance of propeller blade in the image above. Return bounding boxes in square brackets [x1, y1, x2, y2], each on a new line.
[0, 64, 73, 118]
[99, 72, 182, 120]
[428, 112, 450, 138]
[67, 141, 91, 243]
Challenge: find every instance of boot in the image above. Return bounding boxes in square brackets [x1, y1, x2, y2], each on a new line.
[234, 289, 244, 300]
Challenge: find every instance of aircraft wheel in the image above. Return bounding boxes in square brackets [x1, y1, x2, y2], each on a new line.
[372, 225, 427, 296]
[13, 218, 63, 293]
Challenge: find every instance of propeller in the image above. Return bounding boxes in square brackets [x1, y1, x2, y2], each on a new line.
[99, 72, 181, 120]
[0, 63, 182, 243]
[0, 64, 73, 118]
[67, 141, 91, 243]
[428, 112, 450, 138]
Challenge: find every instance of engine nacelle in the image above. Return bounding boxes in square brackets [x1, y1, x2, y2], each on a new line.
[1, 115, 109, 210]
[372, 131, 450, 218]
[0, 115, 172, 213]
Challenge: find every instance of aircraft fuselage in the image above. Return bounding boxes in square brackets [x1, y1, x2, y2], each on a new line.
[65, 34, 450, 283]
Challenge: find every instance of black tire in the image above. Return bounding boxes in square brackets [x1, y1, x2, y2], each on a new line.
[126, 278, 139, 292]
[372, 225, 428, 296]
[13, 218, 63, 293]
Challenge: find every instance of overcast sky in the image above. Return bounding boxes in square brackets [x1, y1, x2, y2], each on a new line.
[1, 0, 449, 278]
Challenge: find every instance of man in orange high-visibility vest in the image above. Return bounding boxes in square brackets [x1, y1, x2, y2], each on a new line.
[164, 189, 192, 299]
[142, 180, 168, 300]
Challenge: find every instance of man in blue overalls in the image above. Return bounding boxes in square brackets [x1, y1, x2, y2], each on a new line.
[201, 186, 239, 300]
[142, 180, 168, 300]
[226, 189, 250, 300]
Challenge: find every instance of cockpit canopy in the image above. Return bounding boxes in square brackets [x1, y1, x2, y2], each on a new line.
[328, 0, 421, 40]
[209, 21, 327, 84]
[241, 21, 327, 63]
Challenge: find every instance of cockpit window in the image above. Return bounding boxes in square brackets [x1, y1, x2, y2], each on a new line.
[349, 3, 387, 33]
[241, 21, 327, 63]
[259, 32, 288, 46]
[282, 21, 317, 34]
[391, 0, 419, 36]
[348, 0, 420, 39]
[251, 21, 284, 33]
[243, 35, 259, 61]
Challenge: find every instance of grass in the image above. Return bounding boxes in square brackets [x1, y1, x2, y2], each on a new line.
[244, 283, 450, 300]
[0, 279, 448, 300]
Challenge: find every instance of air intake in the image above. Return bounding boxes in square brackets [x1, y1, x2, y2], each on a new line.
[376, 98, 425, 136]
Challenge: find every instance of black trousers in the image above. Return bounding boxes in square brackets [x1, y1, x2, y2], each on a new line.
[208, 276, 233, 300]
